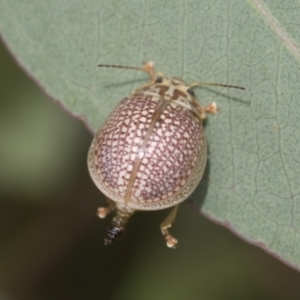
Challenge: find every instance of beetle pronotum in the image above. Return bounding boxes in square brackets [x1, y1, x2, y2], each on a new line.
[87, 62, 245, 248]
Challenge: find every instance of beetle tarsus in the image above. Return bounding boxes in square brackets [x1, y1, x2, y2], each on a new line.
[204, 102, 218, 114]
[160, 205, 179, 248]
[97, 207, 111, 219]
[97, 198, 116, 219]
[163, 229, 178, 249]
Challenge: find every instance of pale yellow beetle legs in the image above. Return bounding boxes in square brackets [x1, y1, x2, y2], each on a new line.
[160, 205, 179, 248]
[97, 198, 115, 219]
[97, 199, 180, 248]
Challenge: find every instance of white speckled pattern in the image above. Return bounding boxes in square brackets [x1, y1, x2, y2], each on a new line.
[88, 92, 207, 210]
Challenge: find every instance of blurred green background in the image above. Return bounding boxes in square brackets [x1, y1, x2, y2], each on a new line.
[1, 39, 300, 300]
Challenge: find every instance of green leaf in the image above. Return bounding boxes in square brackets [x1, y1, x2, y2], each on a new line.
[1, 0, 300, 269]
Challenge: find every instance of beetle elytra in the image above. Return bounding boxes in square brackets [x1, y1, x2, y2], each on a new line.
[87, 62, 244, 248]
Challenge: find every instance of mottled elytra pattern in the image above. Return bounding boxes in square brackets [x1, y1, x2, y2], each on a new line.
[88, 93, 206, 210]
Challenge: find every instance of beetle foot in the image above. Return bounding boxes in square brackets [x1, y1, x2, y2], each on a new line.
[97, 207, 111, 219]
[204, 102, 218, 114]
[165, 233, 178, 249]
[161, 228, 178, 249]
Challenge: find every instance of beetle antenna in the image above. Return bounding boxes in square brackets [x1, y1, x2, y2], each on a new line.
[98, 64, 145, 72]
[98, 61, 156, 82]
[190, 81, 245, 90]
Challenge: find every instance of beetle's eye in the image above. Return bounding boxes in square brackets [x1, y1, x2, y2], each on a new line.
[155, 77, 163, 83]
[187, 88, 195, 97]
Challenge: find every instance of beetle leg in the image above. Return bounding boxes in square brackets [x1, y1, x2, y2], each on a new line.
[204, 102, 218, 114]
[97, 198, 116, 219]
[131, 61, 158, 95]
[142, 61, 156, 83]
[160, 205, 179, 248]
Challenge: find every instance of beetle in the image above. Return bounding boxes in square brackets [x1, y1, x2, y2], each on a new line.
[87, 62, 244, 248]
